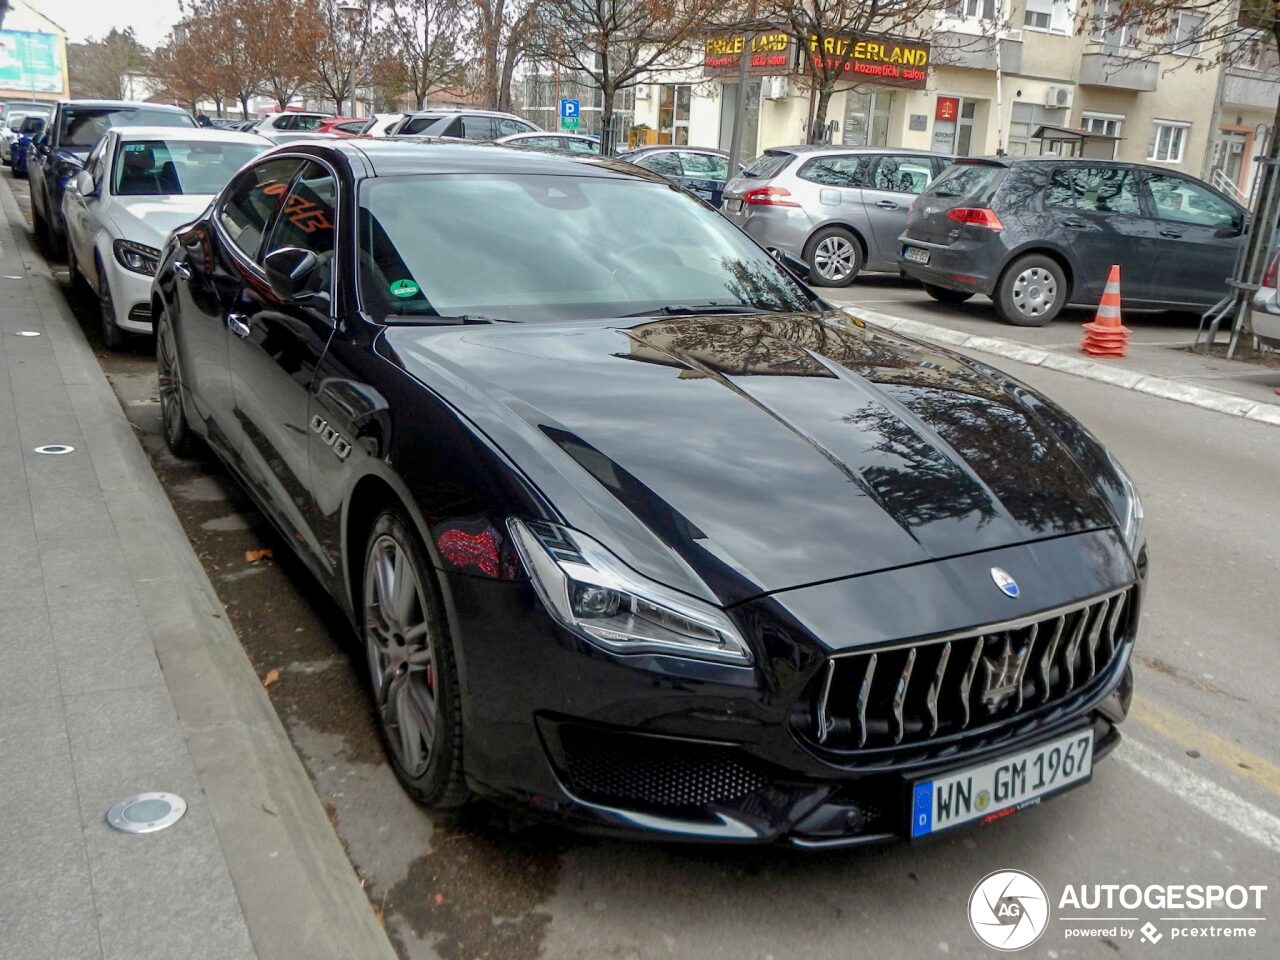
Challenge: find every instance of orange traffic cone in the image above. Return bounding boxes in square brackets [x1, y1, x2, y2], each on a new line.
[1081, 265, 1130, 359]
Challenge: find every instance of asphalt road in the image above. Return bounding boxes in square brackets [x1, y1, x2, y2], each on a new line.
[12, 172, 1278, 960]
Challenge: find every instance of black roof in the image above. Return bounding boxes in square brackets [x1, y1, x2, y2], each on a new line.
[331, 137, 663, 181]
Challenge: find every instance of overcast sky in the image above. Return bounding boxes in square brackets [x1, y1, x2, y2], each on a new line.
[31, 0, 184, 48]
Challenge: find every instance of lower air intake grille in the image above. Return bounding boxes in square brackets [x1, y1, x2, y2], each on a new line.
[127, 304, 152, 324]
[558, 725, 770, 813]
[810, 587, 1135, 753]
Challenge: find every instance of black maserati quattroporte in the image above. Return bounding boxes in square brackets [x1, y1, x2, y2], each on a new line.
[152, 139, 1147, 846]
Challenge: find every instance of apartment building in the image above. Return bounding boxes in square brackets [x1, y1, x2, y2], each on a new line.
[626, 1, 1280, 202]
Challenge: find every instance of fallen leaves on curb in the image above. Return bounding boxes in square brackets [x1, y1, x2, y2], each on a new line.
[262, 668, 280, 689]
[244, 548, 274, 563]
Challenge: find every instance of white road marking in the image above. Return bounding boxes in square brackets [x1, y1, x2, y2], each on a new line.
[1119, 738, 1280, 854]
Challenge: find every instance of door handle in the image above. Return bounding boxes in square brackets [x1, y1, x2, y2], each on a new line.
[875, 200, 899, 209]
[1159, 229, 1184, 239]
[172, 261, 192, 280]
[1062, 217, 1089, 229]
[226, 313, 251, 338]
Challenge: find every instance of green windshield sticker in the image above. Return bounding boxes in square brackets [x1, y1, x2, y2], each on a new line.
[390, 279, 420, 299]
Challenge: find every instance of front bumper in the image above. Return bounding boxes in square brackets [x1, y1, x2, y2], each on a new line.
[441, 530, 1142, 846]
[101, 254, 156, 334]
[1250, 286, 1280, 349]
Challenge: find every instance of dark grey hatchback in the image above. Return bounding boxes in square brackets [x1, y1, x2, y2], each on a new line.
[899, 158, 1246, 326]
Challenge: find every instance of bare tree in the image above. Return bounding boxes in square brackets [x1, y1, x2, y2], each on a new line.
[68, 28, 149, 99]
[525, 0, 720, 143]
[299, 0, 377, 114]
[252, 0, 323, 110]
[374, 0, 467, 109]
[469, 0, 542, 110]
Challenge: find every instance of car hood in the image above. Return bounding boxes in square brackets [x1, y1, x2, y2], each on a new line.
[106, 196, 213, 248]
[383, 313, 1118, 605]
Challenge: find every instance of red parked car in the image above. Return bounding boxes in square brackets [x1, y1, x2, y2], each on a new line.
[316, 117, 370, 137]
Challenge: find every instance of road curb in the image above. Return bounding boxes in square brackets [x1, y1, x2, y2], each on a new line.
[0, 178, 400, 960]
[850, 307, 1280, 428]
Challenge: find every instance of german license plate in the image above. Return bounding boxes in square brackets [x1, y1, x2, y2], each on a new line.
[910, 728, 1093, 838]
[904, 246, 931, 264]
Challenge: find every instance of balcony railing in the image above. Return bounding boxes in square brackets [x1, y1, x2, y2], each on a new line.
[1078, 46, 1157, 92]
[934, 29, 1024, 74]
[1222, 68, 1280, 111]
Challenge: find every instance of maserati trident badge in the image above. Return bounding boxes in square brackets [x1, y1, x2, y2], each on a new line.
[990, 567, 1019, 599]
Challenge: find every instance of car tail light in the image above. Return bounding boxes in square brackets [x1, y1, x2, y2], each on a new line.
[946, 207, 1004, 230]
[741, 186, 800, 207]
[1263, 251, 1279, 289]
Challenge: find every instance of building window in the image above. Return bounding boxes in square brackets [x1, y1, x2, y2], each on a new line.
[657, 84, 691, 145]
[1090, 0, 1141, 50]
[1148, 120, 1189, 163]
[1172, 11, 1204, 57]
[1024, 0, 1075, 34]
[1082, 113, 1122, 138]
[946, 0, 996, 21]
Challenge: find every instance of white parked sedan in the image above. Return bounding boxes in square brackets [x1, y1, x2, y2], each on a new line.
[62, 127, 271, 347]
[1250, 249, 1280, 350]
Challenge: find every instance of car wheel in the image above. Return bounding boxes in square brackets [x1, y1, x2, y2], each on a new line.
[995, 255, 1067, 326]
[923, 283, 974, 305]
[362, 510, 469, 809]
[32, 203, 52, 253]
[97, 260, 125, 349]
[67, 245, 90, 296]
[805, 227, 863, 287]
[156, 307, 198, 458]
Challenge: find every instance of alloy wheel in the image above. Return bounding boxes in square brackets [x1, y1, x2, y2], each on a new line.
[813, 235, 856, 283]
[1011, 267, 1059, 318]
[364, 533, 439, 779]
[156, 320, 184, 449]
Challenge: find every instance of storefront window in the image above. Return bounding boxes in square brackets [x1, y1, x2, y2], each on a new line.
[658, 84, 692, 145]
[842, 90, 892, 147]
[718, 80, 761, 158]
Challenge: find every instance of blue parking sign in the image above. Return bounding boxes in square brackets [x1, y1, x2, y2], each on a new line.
[559, 99, 579, 120]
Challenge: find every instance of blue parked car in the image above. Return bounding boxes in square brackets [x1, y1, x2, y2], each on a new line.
[10, 114, 47, 178]
[615, 146, 742, 209]
[28, 99, 195, 255]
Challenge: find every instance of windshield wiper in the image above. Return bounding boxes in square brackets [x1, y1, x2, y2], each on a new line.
[426, 314, 521, 324]
[618, 303, 786, 319]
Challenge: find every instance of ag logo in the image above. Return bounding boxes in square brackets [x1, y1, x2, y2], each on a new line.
[968, 869, 1049, 951]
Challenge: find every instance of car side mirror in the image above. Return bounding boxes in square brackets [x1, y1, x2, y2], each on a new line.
[769, 247, 812, 284]
[263, 247, 327, 306]
[73, 171, 95, 197]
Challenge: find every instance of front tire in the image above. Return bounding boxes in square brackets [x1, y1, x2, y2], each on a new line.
[97, 262, 125, 349]
[362, 510, 469, 809]
[805, 226, 863, 287]
[156, 307, 198, 458]
[923, 283, 974, 304]
[994, 254, 1067, 326]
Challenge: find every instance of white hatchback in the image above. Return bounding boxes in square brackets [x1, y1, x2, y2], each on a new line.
[1250, 249, 1280, 350]
[61, 127, 271, 347]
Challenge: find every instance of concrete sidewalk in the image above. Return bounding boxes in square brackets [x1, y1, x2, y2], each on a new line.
[0, 179, 397, 959]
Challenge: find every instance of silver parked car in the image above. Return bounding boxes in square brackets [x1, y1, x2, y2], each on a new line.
[721, 145, 953, 286]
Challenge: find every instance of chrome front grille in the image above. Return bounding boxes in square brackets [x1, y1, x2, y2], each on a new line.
[811, 588, 1134, 752]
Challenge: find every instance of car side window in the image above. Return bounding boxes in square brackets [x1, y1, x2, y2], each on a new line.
[520, 136, 561, 149]
[461, 116, 497, 140]
[1046, 167, 1141, 215]
[679, 152, 729, 182]
[567, 137, 598, 154]
[637, 152, 682, 177]
[1146, 173, 1238, 228]
[496, 117, 533, 137]
[797, 155, 871, 187]
[217, 157, 304, 260]
[262, 160, 337, 296]
[295, 116, 324, 131]
[872, 156, 934, 194]
[404, 116, 434, 135]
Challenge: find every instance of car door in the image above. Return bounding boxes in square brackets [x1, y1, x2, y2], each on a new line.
[1140, 171, 1243, 306]
[1042, 164, 1154, 303]
[861, 154, 937, 269]
[176, 155, 304, 457]
[228, 158, 339, 569]
[675, 152, 731, 207]
[794, 153, 872, 232]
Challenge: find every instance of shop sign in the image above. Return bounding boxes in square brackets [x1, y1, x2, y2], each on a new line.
[703, 31, 795, 77]
[936, 96, 960, 121]
[806, 34, 931, 90]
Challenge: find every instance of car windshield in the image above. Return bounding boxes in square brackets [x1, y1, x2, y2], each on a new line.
[113, 138, 269, 196]
[358, 174, 814, 322]
[61, 108, 195, 150]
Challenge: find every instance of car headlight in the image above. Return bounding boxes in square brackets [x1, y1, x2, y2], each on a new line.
[508, 518, 752, 665]
[1110, 455, 1145, 556]
[113, 239, 161, 276]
